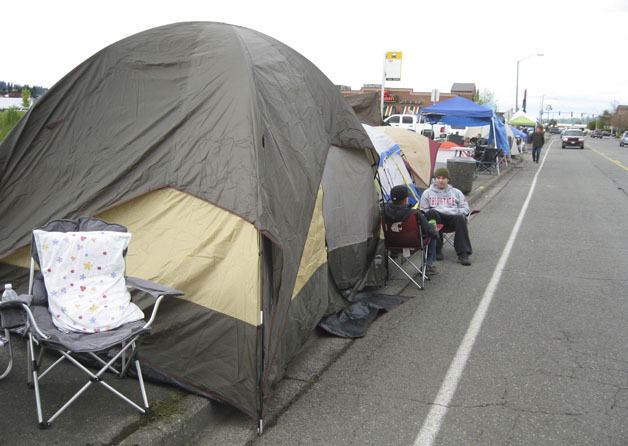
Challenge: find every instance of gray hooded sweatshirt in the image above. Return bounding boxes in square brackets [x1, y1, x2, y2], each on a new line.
[419, 183, 470, 216]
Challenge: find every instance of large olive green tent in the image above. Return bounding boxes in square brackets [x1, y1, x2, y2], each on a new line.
[0, 22, 379, 423]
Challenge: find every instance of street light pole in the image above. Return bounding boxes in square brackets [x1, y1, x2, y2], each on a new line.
[515, 59, 520, 112]
[515, 53, 544, 112]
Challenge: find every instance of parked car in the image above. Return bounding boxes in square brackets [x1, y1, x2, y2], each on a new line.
[384, 114, 420, 131]
[591, 130, 603, 138]
[562, 129, 585, 149]
[383, 114, 448, 139]
[602, 130, 611, 137]
[420, 129, 435, 139]
[620, 131, 628, 147]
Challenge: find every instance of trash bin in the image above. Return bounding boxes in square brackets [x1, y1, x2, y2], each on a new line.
[447, 157, 476, 194]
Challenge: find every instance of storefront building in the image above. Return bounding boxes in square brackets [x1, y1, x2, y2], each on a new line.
[339, 83, 476, 118]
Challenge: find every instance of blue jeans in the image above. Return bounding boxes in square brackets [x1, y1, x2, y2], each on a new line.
[426, 238, 437, 265]
[532, 146, 541, 162]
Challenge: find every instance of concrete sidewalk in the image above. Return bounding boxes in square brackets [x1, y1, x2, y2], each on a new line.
[0, 154, 527, 445]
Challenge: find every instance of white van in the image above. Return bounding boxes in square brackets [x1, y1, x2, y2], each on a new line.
[383, 114, 448, 139]
[383, 114, 420, 131]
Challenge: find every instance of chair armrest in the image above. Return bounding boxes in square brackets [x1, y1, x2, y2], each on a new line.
[0, 294, 33, 309]
[0, 295, 33, 329]
[125, 277, 183, 330]
[126, 276, 184, 299]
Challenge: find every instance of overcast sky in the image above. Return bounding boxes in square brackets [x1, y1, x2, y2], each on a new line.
[3, 0, 626, 117]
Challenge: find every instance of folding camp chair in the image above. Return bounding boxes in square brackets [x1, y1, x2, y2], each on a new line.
[381, 213, 440, 290]
[476, 147, 500, 175]
[17, 217, 183, 428]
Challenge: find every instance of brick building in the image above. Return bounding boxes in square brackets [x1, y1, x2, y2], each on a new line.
[339, 82, 476, 117]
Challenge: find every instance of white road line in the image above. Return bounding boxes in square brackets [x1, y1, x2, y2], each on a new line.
[413, 142, 552, 446]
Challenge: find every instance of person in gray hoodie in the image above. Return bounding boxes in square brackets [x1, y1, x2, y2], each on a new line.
[419, 167, 473, 265]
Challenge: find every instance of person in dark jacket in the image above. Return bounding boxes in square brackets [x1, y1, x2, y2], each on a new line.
[383, 185, 440, 274]
[531, 126, 545, 163]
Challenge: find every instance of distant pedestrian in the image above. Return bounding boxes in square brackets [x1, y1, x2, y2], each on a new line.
[532, 126, 545, 163]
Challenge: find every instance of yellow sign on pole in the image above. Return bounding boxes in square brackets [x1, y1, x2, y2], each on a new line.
[385, 51, 402, 60]
[385, 51, 402, 81]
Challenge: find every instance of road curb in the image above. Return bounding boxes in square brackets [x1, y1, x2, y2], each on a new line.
[118, 395, 213, 446]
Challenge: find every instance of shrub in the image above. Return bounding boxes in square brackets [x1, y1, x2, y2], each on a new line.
[0, 107, 25, 141]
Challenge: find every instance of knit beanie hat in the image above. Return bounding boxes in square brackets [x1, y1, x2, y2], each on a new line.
[434, 167, 450, 179]
[390, 185, 409, 202]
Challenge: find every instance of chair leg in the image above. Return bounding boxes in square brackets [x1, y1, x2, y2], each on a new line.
[0, 328, 13, 380]
[419, 248, 428, 286]
[136, 360, 149, 410]
[120, 340, 127, 377]
[387, 255, 424, 290]
[26, 337, 32, 387]
[29, 336, 148, 427]
[47, 380, 94, 424]
[27, 340, 44, 387]
[28, 334, 46, 427]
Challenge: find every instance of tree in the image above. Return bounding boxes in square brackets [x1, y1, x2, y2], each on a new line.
[21, 88, 31, 108]
[475, 89, 498, 110]
[610, 100, 619, 114]
[597, 109, 612, 129]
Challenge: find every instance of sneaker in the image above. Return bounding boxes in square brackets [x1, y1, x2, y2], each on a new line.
[427, 264, 438, 275]
[458, 254, 471, 266]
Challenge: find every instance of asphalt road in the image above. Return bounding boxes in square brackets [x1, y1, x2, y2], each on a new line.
[254, 135, 628, 445]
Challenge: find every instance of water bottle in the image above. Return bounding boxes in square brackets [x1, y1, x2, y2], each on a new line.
[2, 284, 18, 302]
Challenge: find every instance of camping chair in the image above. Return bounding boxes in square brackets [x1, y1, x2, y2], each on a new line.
[381, 213, 440, 290]
[17, 217, 183, 428]
[440, 210, 481, 251]
[476, 147, 500, 175]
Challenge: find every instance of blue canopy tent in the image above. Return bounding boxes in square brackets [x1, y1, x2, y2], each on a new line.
[421, 96, 510, 155]
[509, 125, 527, 139]
[489, 115, 509, 154]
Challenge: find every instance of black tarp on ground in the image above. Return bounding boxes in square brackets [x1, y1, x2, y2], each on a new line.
[319, 292, 411, 338]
